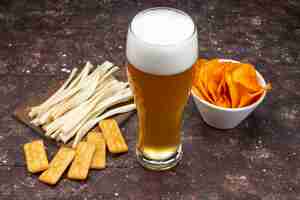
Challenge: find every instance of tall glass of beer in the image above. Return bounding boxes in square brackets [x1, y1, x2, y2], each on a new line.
[126, 7, 198, 170]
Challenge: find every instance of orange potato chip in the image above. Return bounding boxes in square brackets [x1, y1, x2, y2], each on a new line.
[208, 63, 225, 102]
[192, 86, 206, 101]
[201, 59, 220, 86]
[215, 95, 231, 108]
[216, 74, 230, 106]
[232, 63, 262, 93]
[194, 58, 207, 71]
[238, 85, 264, 107]
[193, 59, 207, 84]
[192, 58, 271, 108]
[225, 69, 240, 108]
[196, 81, 214, 103]
[193, 59, 214, 103]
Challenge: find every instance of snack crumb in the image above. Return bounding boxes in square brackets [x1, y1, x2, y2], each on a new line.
[0, 151, 8, 164]
[262, 169, 267, 173]
[251, 16, 262, 26]
[61, 68, 71, 73]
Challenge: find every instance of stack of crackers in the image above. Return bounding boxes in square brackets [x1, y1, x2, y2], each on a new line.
[23, 119, 128, 185]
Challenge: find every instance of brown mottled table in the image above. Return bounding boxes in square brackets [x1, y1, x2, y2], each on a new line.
[0, 1, 300, 199]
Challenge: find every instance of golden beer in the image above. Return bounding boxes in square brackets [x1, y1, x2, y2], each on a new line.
[126, 7, 198, 170]
[128, 64, 194, 159]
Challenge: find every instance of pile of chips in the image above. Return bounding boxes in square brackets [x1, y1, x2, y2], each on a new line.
[192, 59, 271, 108]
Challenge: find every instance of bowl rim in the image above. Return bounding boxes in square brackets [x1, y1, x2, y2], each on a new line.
[191, 59, 267, 112]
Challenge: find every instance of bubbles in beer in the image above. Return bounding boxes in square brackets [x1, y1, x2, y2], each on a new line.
[127, 8, 198, 76]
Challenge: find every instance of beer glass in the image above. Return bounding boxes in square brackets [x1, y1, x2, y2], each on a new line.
[126, 7, 198, 170]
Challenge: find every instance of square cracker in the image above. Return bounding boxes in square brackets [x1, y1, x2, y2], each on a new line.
[87, 131, 106, 169]
[99, 119, 128, 154]
[39, 147, 75, 185]
[67, 142, 95, 180]
[23, 140, 49, 173]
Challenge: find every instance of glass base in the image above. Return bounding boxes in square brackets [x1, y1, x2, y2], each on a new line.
[136, 145, 182, 171]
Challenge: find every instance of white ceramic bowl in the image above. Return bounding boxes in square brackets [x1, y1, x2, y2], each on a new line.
[191, 59, 267, 129]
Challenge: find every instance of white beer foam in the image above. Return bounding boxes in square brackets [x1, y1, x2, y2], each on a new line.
[127, 8, 198, 75]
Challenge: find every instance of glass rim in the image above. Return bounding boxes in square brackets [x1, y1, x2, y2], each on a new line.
[129, 7, 197, 47]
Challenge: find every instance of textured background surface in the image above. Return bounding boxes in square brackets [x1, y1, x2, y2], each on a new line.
[0, 0, 300, 199]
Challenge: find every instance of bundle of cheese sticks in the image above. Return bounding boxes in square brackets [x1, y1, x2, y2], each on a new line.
[28, 61, 135, 147]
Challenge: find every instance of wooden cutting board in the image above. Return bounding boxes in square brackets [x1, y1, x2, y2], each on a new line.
[13, 80, 135, 147]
